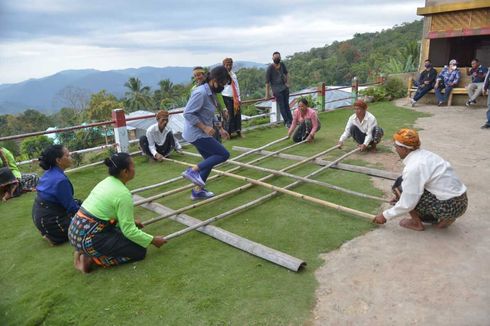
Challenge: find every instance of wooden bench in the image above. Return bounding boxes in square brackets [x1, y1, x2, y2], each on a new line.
[407, 67, 487, 106]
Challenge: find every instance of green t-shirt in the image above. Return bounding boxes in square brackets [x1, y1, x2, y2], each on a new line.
[0, 147, 21, 179]
[81, 176, 153, 248]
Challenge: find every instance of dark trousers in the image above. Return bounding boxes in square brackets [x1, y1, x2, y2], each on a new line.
[435, 84, 454, 103]
[350, 125, 384, 145]
[223, 96, 241, 134]
[413, 84, 434, 101]
[192, 137, 230, 182]
[274, 88, 292, 126]
[32, 196, 73, 244]
[139, 133, 175, 159]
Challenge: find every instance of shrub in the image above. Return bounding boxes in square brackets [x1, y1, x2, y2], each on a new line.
[384, 77, 406, 99]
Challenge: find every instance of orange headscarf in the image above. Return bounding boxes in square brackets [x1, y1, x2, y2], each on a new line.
[393, 128, 420, 149]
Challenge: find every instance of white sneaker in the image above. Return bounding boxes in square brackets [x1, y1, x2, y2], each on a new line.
[410, 98, 416, 107]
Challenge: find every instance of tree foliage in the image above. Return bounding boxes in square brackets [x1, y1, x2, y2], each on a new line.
[20, 135, 53, 159]
[124, 77, 154, 112]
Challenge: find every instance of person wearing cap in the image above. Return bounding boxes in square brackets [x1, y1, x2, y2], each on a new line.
[373, 128, 468, 231]
[181, 66, 231, 200]
[337, 100, 383, 152]
[222, 58, 242, 138]
[465, 58, 488, 107]
[434, 59, 460, 106]
[139, 110, 182, 162]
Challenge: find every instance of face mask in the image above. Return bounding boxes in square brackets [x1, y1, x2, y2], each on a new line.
[211, 84, 225, 93]
[273, 58, 281, 64]
[424, 63, 431, 68]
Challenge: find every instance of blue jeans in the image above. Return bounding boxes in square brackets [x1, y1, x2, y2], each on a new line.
[192, 137, 230, 182]
[413, 84, 434, 101]
[274, 88, 292, 125]
[435, 85, 453, 103]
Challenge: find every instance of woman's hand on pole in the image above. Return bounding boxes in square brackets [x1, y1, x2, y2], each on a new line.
[151, 236, 167, 248]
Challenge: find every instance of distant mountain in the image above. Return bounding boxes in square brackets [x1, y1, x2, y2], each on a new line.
[0, 61, 265, 114]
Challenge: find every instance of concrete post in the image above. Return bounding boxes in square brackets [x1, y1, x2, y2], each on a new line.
[269, 99, 282, 124]
[112, 109, 129, 153]
[351, 77, 359, 101]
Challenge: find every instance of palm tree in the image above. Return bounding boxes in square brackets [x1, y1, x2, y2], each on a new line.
[124, 77, 153, 112]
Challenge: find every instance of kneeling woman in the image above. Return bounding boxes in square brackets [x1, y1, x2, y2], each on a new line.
[33, 145, 80, 245]
[68, 153, 166, 273]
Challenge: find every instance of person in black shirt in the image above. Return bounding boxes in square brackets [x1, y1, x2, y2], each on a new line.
[410, 59, 437, 107]
[265, 51, 292, 127]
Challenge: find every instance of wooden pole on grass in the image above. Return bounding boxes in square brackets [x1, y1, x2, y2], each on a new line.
[142, 143, 337, 225]
[131, 136, 292, 194]
[183, 148, 387, 202]
[136, 195, 306, 272]
[162, 152, 375, 220]
[134, 140, 307, 205]
[160, 148, 373, 241]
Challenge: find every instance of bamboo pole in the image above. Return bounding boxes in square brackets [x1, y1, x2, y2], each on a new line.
[134, 140, 307, 205]
[161, 155, 375, 220]
[183, 148, 387, 202]
[161, 148, 373, 241]
[232, 146, 399, 180]
[135, 195, 306, 272]
[131, 136, 293, 195]
[142, 143, 338, 226]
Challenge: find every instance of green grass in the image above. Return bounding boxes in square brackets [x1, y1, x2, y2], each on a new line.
[0, 102, 428, 325]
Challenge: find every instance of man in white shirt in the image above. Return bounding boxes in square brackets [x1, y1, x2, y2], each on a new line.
[222, 57, 242, 138]
[139, 110, 182, 162]
[373, 128, 468, 231]
[337, 100, 383, 152]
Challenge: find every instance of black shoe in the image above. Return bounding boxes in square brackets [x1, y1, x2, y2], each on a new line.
[481, 124, 490, 129]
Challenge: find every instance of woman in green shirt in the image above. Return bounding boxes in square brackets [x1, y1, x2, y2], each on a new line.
[68, 152, 166, 273]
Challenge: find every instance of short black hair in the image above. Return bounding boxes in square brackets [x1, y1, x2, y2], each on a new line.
[472, 58, 479, 63]
[103, 152, 132, 177]
[298, 98, 308, 106]
[39, 144, 65, 170]
[424, 59, 431, 62]
[273, 51, 280, 56]
[207, 65, 231, 85]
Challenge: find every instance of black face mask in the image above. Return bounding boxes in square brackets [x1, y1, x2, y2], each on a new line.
[211, 84, 225, 93]
[273, 58, 281, 64]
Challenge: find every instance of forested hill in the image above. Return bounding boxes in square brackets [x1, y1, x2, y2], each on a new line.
[280, 20, 422, 91]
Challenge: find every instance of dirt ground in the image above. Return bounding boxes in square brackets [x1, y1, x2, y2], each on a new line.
[311, 99, 490, 325]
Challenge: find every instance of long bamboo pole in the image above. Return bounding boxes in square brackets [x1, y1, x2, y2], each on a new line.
[161, 148, 373, 240]
[136, 196, 306, 272]
[182, 148, 387, 202]
[131, 136, 292, 194]
[232, 146, 399, 180]
[161, 154, 375, 220]
[142, 144, 339, 226]
[134, 140, 307, 205]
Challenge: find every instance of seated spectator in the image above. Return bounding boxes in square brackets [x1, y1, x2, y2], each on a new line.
[466, 58, 488, 107]
[33, 145, 81, 245]
[0, 146, 38, 201]
[139, 110, 182, 162]
[337, 100, 383, 152]
[410, 59, 437, 107]
[435, 59, 460, 106]
[287, 98, 321, 143]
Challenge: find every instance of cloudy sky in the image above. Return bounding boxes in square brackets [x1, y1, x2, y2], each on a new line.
[0, 0, 425, 84]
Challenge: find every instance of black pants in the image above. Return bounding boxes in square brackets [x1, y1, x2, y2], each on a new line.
[274, 88, 292, 126]
[139, 133, 175, 159]
[32, 196, 73, 244]
[350, 125, 384, 145]
[223, 96, 242, 134]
